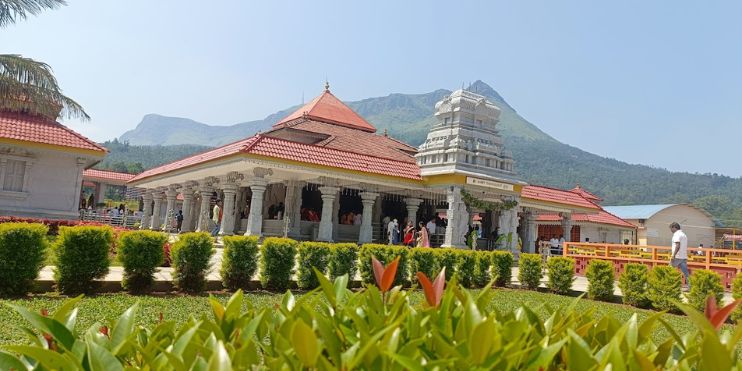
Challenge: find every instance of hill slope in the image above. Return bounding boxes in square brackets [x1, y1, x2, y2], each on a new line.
[112, 81, 742, 226]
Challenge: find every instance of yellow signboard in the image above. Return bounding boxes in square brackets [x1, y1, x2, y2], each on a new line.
[465, 177, 514, 191]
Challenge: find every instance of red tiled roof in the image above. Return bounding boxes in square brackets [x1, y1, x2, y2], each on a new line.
[274, 90, 376, 133]
[0, 111, 107, 153]
[536, 210, 636, 228]
[521, 185, 600, 210]
[83, 169, 136, 182]
[570, 185, 602, 202]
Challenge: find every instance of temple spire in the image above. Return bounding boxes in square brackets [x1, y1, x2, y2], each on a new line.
[324, 79, 330, 92]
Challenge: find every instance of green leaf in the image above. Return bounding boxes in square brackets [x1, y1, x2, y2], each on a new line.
[206, 341, 232, 371]
[469, 319, 496, 364]
[387, 351, 424, 371]
[224, 290, 243, 320]
[52, 295, 83, 330]
[5, 345, 78, 370]
[701, 329, 732, 371]
[292, 320, 320, 367]
[110, 303, 138, 354]
[566, 330, 597, 370]
[10, 305, 76, 351]
[0, 351, 26, 371]
[315, 267, 337, 307]
[334, 273, 350, 304]
[87, 341, 124, 371]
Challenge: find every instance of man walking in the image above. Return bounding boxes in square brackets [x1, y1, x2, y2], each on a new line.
[669, 222, 690, 289]
[211, 200, 223, 237]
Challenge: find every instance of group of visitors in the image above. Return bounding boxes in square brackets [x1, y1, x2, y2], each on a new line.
[300, 207, 320, 222]
[267, 202, 285, 220]
[385, 217, 434, 248]
[340, 211, 362, 225]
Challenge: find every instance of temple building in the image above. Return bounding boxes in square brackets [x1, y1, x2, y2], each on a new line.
[128, 85, 609, 251]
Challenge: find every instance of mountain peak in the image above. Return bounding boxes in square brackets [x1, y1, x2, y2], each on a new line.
[466, 80, 507, 106]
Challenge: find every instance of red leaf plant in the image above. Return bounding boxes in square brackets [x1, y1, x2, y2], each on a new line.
[416, 267, 446, 308]
[704, 295, 742, 331]
[372, 256, 400, 293]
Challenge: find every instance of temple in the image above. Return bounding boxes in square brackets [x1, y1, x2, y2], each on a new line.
[128, 85, 617, 251]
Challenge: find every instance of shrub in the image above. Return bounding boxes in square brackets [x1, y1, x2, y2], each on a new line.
[296, 242, 331, 289]
[546, 257, 575, 295]
[435, 248, 459, 281]
[518, 253, 543, 290]
[359, 244, 409, 286]
[0, 223, 48, 296]
[491, 251, 514, 287]
[410, 248, 438, 284]
[171, 232, 214, 293]
[474, 251, 492, 287]
[733, 274, 742, 322]
[687, 269, 724, 311]
[260, 237, 298, 291]
[117, 231, 167, 293]
[54, 225, 113, 295]
[328, 243, 358, 280]
[457, 250, 477, 288]
[618, 263, 650, 308]
[585, 260, 615, 301]
[647, 265, 683, 312]
[220, 235, 259, 290]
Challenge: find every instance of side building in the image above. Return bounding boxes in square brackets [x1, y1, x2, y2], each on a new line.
[603, 204, 716, 248]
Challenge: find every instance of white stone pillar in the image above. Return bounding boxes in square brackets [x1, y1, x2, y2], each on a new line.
[196, 186, 213, 232]
[163, 187, 178, 231]
[523, 210, 537, 253]
[180, 188, 195, 232]
[219, 184, 238, 236]
[497, 201, 520, 252]
[443, 186, 468, 248]
[141, 192, 153, 230]
[561, 213, 573, 242]
[284, 180, 303, 238]
[96, 183, 107, 205]
[405, 198, 423, 227]
[359, 192, 379, 244]
[245, 178, 268, 237]
[150, 192, 164, 230]
[318, 186, 339, 242]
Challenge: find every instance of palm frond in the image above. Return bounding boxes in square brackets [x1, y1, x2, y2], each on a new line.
[0, 0, 66, 28]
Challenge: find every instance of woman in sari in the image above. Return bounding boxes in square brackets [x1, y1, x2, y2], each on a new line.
[403, 221, 415, 247]
[416, 221, 430, 248]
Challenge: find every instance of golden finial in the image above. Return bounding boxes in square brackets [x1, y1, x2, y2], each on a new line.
[383, 128, 388, 137]
[324, 79, 330, 92]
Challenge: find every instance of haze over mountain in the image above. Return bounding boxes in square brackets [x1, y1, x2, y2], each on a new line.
[112, 81, 742, 227]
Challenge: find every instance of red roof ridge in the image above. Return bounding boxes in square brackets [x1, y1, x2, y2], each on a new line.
[274, 90, 376, 133]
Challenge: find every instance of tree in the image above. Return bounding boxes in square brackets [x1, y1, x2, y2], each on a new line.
[0, 0, 89, 120]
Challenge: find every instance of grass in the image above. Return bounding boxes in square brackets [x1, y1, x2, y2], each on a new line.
[0, 288, 718, 347]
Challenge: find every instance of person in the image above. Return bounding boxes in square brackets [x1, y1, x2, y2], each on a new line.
[549, 235, 560, 255]
[426, 218, 436, 235]
[276, 202, 284, 220]
[417, 221, 430, 248]
[403, 221, 415, 247]
[669, 222, 689, 289]
[585, 237, 590, 243]
[353, 212, 362, 225]
[558, 234, 565, 251]
[382, 215, 390, 234]
[211, 200, 223, 237]
[387, 218, 399, 245]
[697, 243, 705, 256]
[176, 210, 184, 231]
[268, 204, 276, 220]
[470, 226, 479, 250]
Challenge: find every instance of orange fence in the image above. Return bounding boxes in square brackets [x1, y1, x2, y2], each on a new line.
[562, 242, 742, 290]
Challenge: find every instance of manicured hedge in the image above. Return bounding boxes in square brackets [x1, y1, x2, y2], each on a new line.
[733, 273, 742, 322]
[518, 253, 543, 290]
[647, 266, 682, 312]
[474, 251, 492, 287]
[118, 230, 167, 293]
[410, 248, 438, 284]
[220, 235, 259, 290]
[54, 225, 113, 295]
[359, 244, 409, 286]
[260, 237, 298, 291]
[457, 250, 477, 288]
[0, 222, 48, 296]
[297, 242, 331, 289]
[687, 269, 724, 311]
[491, 251, 514, 287]
[618, 263, 650, 308]
[328, 243, 358, 280]
[435, 249, 459, 281]
[585, 259, 614, 301]
[171, 232, 214, 293]
[546, 257, 575, 295]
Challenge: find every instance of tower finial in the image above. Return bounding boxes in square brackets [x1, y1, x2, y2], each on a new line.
[324, 79, 330, 92]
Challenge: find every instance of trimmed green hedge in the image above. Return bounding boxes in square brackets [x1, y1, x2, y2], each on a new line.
[410, 248, 438, 284]
[171, 232, 214, 294]
[220, 235, 259, 290]
[118, 230, 167, 293]
[54, 225, 113, 295]
[518, 253, 542, 290]
[618, 263, 650, 308]
[359, 244, 409, 286]
[457, 250, 477, 288]
[297, 242, 331, 289]
[546, 257, 575, 295]
[328, 243, 358, 280]
[687, 269, 724, 311]
[474, 251, 492, 287]
[585, 259, 614, 301]
[733, 273, 742, 322]
[491, 251, 514, 287]
[260, 237, 298, 291]
[647, 266, 682, 312]
[0, 222, 48, 296]
[435, 249, 459, 281]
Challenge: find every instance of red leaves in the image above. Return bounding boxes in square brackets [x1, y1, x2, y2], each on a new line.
[159, 312, 164, 323]
[417, 267, 446, 307]
[40, 309, 48, 317]
[99, 326, 109, 337]
[704, 295, 742, 331]
[372, 256, 400, 293]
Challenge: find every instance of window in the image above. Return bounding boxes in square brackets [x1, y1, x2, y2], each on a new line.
[3, 159, 26, 192]
[444, 117, 450, 124]
[443, 153, 448, 162]
[486, 159, 491, 167]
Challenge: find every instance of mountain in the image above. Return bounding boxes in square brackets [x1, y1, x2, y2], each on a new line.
[112, 81, 742, 227]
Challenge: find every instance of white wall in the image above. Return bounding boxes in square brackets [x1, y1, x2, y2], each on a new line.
[644, 205, 715, 248]
[579, 224, 630, 244]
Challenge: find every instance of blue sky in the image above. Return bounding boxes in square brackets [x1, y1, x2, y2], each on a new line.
[2, 1, 741, 176]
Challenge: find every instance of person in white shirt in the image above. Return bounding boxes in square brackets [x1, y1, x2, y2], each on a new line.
[353, 213, 362, 225]
[670, 222, 690, 288]
[426, 219, 437, 235]
[549, 236, 560, 255]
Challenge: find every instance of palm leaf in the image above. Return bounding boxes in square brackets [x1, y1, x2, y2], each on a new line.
[0, 0, 66, 28]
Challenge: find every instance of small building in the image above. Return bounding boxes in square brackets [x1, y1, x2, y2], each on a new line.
[0, 112, 106, 219]
[603, 204, 716, 248]
[81, 169, 136, 208]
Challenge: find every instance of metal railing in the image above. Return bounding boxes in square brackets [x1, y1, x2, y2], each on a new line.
[80, 211, 141, 228]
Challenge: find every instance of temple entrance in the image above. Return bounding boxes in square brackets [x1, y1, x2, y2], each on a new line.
[300, 185, 322, 222]
[338, 192, 362, 225]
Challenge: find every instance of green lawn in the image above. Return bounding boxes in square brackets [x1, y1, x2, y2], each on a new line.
[0, 288, 713, 347]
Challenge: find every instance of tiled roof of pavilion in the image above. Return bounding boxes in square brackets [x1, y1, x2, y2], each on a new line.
[521, 185, 601, 210]
[274, 88, 377, 132]
[570, 185, 603, 203]
[83, 169, 136, 183]
[0, 111, 107, 153]
[536, 210, 635, 228]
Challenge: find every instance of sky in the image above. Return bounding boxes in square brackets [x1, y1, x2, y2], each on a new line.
[2, 1, 741, 177]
